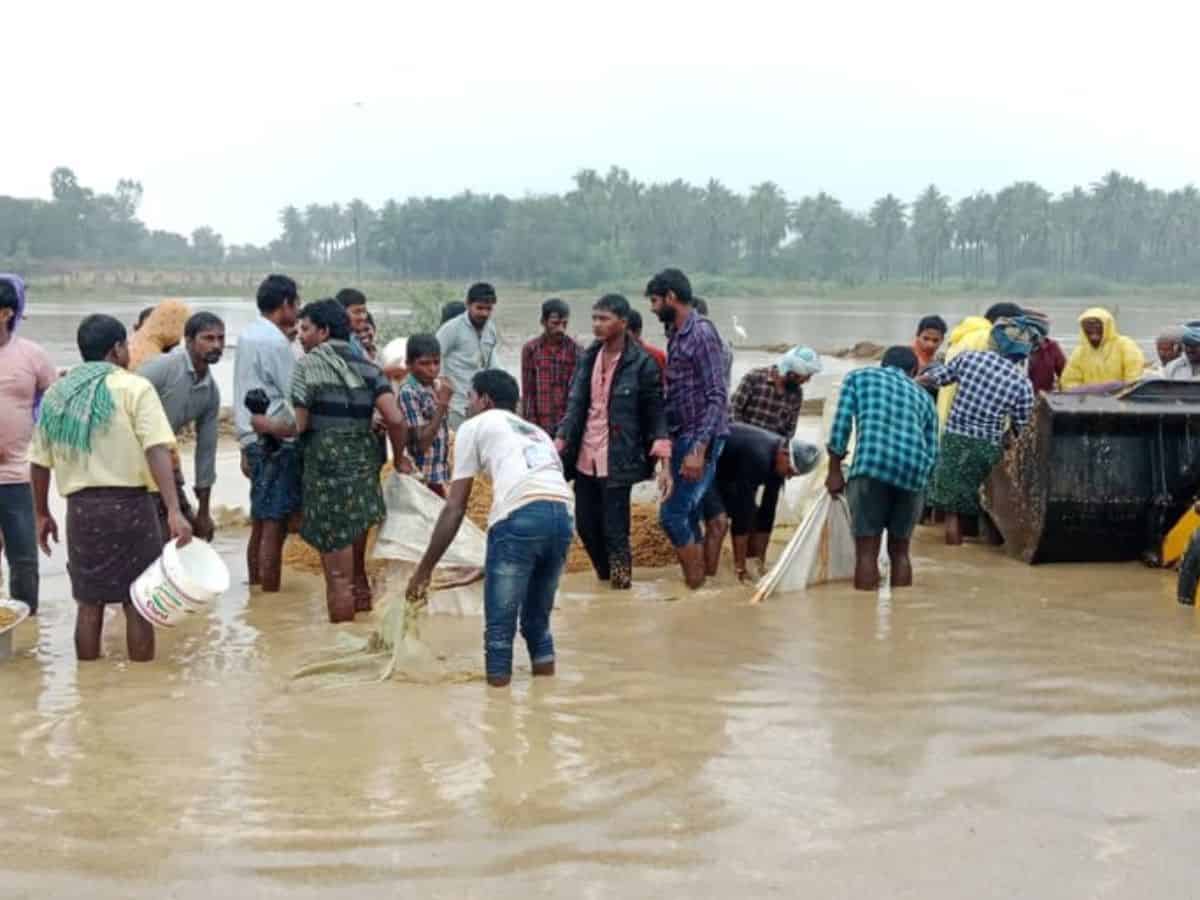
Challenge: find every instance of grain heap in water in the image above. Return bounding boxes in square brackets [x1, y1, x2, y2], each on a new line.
[468, 478, 676, 573]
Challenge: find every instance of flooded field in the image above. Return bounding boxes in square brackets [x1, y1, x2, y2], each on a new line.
[4, 290, 1200, 897]
[2, 501, 1197, 897]
[17, 291, 1200, 407]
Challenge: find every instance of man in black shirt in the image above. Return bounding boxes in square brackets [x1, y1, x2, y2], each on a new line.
[707, 422, 818, 582]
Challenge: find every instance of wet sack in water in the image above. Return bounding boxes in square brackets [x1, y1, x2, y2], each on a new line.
[752, 491, 855, 603]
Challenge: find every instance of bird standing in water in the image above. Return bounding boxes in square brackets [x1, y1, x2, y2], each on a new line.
[731, 314, 748, 343]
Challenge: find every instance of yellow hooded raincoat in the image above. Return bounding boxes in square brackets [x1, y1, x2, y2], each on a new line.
[936, 316, 992, 430]
[1060, 308, 1145, 390]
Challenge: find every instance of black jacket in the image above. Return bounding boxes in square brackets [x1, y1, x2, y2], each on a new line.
[556, 338, 668, 486]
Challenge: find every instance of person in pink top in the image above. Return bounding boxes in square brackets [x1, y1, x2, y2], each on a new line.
[555, 294, 669, 589]
[0, 275, 58, 614]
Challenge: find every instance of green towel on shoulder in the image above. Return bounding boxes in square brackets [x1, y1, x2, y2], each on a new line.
[38, 362, 117, 453]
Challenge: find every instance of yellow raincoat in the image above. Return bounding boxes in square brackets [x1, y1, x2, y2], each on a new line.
[936, 316, 992, 430]
[1060, 307, 1145, 389]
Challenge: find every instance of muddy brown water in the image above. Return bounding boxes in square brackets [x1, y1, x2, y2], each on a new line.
[2, 520, 1197, 898]
[20, 291, 1200, 410]
[7, 292, 1200, 895]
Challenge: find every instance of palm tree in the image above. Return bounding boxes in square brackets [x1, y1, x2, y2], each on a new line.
[744, 182, 788, 275]
[911, 186, 952, 284]
[868, 194, 907, 281]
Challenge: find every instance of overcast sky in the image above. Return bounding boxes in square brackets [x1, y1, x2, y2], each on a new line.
[7, 0, 1196, 245]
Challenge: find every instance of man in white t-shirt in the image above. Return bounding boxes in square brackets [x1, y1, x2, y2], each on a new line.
[407, 369, 574, 687]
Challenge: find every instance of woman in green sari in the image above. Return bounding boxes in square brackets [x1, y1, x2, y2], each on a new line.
[251, 299, 409, 622]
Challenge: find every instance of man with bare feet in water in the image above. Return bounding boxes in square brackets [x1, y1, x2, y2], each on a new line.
[645, 268, 729, 590]
[407, 370, 573, 687]
[825, 347, 938, 591]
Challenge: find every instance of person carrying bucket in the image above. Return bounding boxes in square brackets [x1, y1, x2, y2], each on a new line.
[29, 314, 193, 662]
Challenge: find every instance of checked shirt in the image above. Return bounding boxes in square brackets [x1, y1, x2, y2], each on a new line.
[924, 351, 1034, 445]
[520, 335, 581, 435]
[828, 366, 939, 492]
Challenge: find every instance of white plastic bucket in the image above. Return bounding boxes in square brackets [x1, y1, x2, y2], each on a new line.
[130, 539, 230, 629]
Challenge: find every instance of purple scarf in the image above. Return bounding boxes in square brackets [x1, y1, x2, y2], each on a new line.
[0, 273, 26, 330]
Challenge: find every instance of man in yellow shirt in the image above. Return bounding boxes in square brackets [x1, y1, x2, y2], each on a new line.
[30, 314, 193, 662]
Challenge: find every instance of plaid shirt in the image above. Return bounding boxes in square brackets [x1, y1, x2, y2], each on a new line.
[665, 312, 730, 446]
[925, 351, 1034, 445]
[828, 366, 939, 492]
[731, 366, 804, 439]
[398, 376, 450, 484]
[520, 335, 581, 434]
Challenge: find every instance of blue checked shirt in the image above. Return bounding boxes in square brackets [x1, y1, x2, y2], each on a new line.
[924, 351, 1034, 445]
[398, 376, 451, 484]
[665, 311, 730, 446]
[828, 366, 939, 492]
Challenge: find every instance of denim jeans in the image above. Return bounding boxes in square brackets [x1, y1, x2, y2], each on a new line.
[659, 437, 726, 548]
[484, 500, 574, 679]
[0, 482, 39, 613]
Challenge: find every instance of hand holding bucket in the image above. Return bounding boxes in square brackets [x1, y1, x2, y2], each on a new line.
[130, 539, 230, 629]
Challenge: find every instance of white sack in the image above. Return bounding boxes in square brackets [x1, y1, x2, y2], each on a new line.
[752, 491, 855, 602]
[374, 473, 487, 569]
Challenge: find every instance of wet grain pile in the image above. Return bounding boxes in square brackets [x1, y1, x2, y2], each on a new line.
[283, 465, 677, 579]
[469, 478, 676, 574]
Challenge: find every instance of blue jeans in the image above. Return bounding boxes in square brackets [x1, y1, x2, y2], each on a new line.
[0, 483, 39, 613]
[659, 438, 726, 547]
[484, 500, 574, 680]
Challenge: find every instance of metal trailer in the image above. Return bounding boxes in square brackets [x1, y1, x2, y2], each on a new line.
[983, 380, 1200, 564]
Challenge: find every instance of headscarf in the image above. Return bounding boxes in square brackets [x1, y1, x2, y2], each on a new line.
[0, 274, 26, 330]
[129, 299, 191, 371]
[37, 362, 117, 453]
[777, 346, 822, 378]
[1182, 322, 1200, 348]
[788, 438, 821, 475]
[1159, 324, 1186, 344]
[991, 315, 1047, 361]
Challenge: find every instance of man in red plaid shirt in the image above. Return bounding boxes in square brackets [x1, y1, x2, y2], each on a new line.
[521, 298, 581, 435]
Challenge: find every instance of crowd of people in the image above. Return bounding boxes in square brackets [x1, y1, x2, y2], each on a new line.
[2, 266, 1197, 683]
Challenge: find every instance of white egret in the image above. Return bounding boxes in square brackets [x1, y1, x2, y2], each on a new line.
[731, 314, 748, 343]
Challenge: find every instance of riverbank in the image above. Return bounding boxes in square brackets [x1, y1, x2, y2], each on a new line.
[18, 266, 1200, 305]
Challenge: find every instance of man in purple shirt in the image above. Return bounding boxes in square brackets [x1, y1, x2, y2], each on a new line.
[645, 268, 730, 589]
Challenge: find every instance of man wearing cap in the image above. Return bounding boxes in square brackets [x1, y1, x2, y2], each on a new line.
[1162, 324, 1200, 380]
[705, 422, 819, 581]
[730, 346, 821, 439]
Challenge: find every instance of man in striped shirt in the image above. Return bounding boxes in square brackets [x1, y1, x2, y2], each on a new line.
[827, 347, 939, 591]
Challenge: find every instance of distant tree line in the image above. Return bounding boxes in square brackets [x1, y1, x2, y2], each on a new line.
[4, 166, 1200, 289]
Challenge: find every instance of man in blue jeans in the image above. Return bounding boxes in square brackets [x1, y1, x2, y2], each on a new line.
[645, 268, 730, 589]
[407, 370, 574, 687]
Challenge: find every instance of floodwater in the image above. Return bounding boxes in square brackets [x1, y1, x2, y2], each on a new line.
[19, 290, 1200, 406]
[2, 520, 1196, 898]
[6, 291, 1200, 896]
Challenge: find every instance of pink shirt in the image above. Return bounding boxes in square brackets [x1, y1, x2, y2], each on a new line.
[576, 349, 620, 478]
[0, 336, 57, 484]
